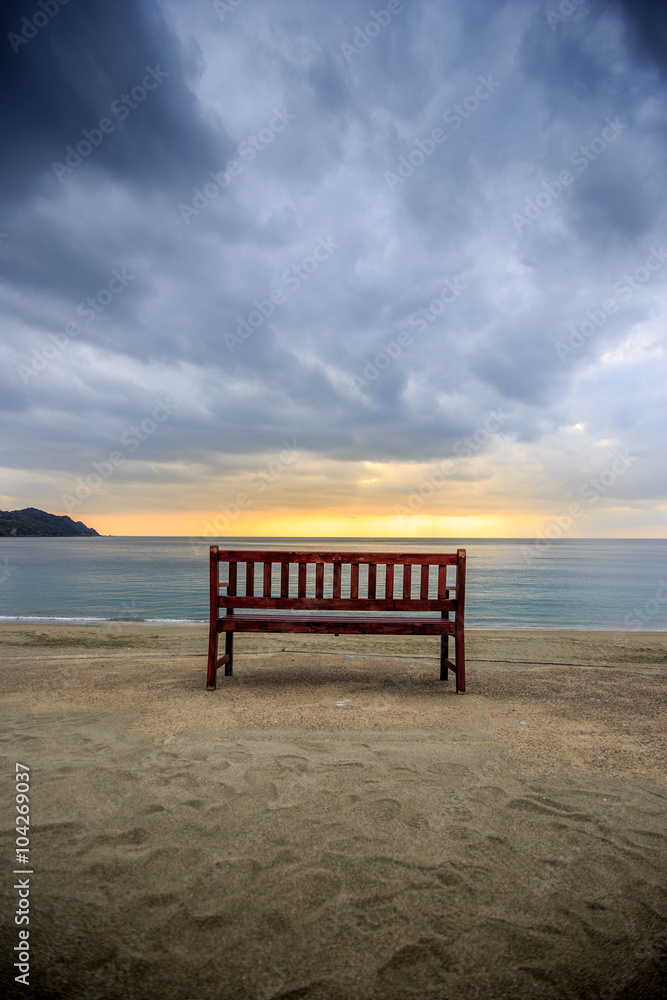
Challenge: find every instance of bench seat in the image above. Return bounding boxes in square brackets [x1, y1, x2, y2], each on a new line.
[218, 613, 457, 635]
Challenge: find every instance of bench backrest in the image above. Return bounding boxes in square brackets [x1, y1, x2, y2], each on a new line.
[210, 547, 466, 616]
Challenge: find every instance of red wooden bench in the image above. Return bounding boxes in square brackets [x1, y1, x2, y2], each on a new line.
[206, 547, 467, 693]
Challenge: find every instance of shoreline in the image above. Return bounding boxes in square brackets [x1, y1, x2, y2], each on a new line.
[2, 615, 666, 632]
[1, 619, 665, 655]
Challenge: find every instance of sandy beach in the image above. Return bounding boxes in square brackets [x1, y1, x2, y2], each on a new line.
[1, 623, 665, 999]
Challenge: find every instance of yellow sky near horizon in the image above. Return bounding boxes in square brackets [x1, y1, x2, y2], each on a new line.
[86, 509, 666, 538]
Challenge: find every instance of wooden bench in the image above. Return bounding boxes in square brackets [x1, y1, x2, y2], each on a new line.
[206, 547, 467, 693]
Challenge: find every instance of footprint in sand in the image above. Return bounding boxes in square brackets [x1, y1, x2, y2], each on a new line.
[375, 939, 454, 991]
[276, 755, 310, 774]
[368, 798, 403, 821]
[508, 796, 594, 822]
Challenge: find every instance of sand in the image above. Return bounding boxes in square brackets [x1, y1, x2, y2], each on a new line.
[0, 623, 665, 999]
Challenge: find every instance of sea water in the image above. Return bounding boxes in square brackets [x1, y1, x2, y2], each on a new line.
[0, 537, 665, 630]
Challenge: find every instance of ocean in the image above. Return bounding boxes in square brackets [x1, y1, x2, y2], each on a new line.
[0, 537, 665, 631]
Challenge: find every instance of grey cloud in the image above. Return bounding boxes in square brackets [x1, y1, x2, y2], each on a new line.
[1, 0, 665, 516]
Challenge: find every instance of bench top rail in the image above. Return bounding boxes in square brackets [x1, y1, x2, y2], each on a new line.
[214, 549, 460, 565]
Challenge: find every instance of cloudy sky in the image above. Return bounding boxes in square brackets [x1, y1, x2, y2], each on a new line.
[1, 0, 666, 537]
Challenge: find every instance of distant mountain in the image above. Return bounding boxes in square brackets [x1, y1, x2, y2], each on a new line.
[0, 508, 100, 537]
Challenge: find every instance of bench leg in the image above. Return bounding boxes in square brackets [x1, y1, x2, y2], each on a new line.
[207, 624, 218, 690]
[224, 631, 234, 676]
[455, 624, 465, 694]
[207, 627, 233, 688]
[440, 635, 449, 680]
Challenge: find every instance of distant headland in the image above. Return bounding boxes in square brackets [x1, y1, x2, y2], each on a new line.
[0, 508, 100, 537]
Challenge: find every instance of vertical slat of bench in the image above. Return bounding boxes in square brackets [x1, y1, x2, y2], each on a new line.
[438, 564, 447, 598]
[246, 562, 254, 597]
[385, 564, 394, 599]
[298, 562, 307, 597]
[281, 562, 289, 598]
[403, 564, 412, 599]
[455, 549, 466, 694]
[333, 563, 342, 598]
[315, 562, 324, 598]
[350, 563, 359, 600]
[263, 562, 272, 597]
[368, 563, 376, 600]
[420, 564, 429, 599]
[228, 561, 237, 596]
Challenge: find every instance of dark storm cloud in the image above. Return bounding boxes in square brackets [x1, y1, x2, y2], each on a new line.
[0, 0, 227, 199]
[0, 0, 233, 318]
[613, 0, 667, 76]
